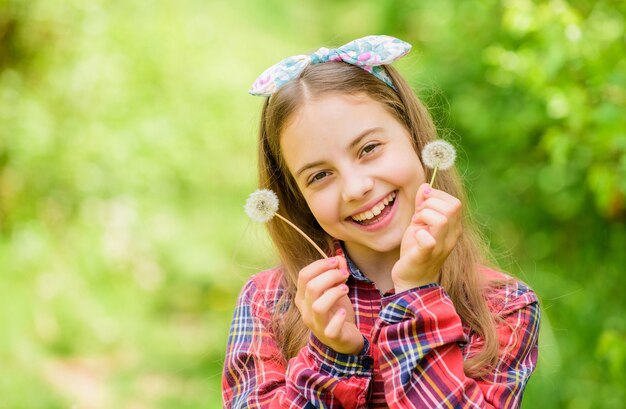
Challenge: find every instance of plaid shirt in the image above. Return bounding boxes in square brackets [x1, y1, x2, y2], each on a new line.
[223, 253, 540, 408]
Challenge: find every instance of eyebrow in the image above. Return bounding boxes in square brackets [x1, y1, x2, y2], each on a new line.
[295, 127, 382, 178]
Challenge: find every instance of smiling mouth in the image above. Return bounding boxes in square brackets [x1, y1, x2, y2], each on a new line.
[350, 191, 397, 225]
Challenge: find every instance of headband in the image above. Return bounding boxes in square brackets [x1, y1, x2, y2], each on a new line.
[248, 35, 412, 97]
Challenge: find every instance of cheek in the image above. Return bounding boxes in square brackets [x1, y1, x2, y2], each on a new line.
[386, 152, 425, 185]
[304, 191, 340, 228]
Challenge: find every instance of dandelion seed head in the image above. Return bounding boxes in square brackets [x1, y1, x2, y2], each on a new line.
[245, 189, 279, 223]
[422, 140, 456, 170]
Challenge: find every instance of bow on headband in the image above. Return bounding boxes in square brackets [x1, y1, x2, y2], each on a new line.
[249, 35, 412, 97]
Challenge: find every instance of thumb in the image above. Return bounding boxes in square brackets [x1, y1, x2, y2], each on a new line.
[415, 228, 436, 250]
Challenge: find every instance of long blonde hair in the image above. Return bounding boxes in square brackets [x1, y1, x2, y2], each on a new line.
[257, 62, 499, 377]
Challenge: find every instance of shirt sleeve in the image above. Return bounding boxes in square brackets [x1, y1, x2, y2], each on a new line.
[222, 276, 374, 408]
[372, 283, 540, 408]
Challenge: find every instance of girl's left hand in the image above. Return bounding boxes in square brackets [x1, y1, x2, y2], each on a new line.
[391, 183, 463, 293]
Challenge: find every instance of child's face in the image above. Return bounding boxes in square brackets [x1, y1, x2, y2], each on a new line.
[280, 92, 426, 258]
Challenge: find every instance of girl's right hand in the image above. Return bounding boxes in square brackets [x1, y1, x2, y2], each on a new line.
[294, 256, 364, 355]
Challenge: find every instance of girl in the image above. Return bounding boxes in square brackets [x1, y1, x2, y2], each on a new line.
[223, 35, 540, 408]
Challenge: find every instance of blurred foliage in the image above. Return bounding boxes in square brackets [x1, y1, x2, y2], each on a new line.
[0, 0, 624, 408]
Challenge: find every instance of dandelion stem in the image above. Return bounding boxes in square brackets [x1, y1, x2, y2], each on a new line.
[429, 166, 439, 187]
[274, 213, 328, 259]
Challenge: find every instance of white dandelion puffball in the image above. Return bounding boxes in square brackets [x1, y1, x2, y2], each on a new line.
[422, 140, 457, 170]
[245, 189, 279, 223]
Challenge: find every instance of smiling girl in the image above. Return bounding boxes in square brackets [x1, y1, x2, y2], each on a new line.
[223, 36, 540, 408]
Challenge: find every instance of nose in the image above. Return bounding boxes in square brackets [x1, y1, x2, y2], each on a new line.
[341, 170, 374, 202]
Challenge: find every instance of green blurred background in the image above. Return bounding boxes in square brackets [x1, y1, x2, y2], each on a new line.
[1, 0, 624, 408]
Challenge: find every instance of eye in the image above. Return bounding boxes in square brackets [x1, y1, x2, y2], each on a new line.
[360, 142, 380, 157]
[307, 171, 330, 185]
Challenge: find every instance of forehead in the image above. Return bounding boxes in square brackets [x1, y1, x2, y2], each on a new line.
[279, 92, 405, 170]
[284, 92, 382, 129]
[281, 93, 392, 144]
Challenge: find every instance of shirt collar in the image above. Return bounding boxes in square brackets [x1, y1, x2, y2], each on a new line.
[334, 241, 373, 283]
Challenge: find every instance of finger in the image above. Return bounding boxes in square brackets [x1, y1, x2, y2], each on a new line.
[412, 208, 449, 239]
[323, 308, 347, 340]
[444, 223, 463, 251]
[311, 284, 349, 317]
[306, 268, 349, 301]
[414, 183, 432, 208]
[422, 187, 463, 211]
[416, 198, 462, 235]
[336, 255, 350, 277]
[297, 257, 341, 296]
[417, 197, 459, 217]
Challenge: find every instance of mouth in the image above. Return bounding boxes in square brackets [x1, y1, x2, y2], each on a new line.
[349, 191, 397, 226]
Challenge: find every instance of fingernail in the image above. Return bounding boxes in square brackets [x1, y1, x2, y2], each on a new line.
[340, 284, 348, 292]
[343, 268, 350, 277]
[328, 257, 337, 265]
[412, 214, 419, 223]
[424, 187, 432, 195]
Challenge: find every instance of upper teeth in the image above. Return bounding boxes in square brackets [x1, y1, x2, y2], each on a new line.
[351, 192, 396, 222]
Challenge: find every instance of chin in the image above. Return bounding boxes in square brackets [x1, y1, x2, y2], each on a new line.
[371, 241, 401, 254]
[349, 237, 401, 256]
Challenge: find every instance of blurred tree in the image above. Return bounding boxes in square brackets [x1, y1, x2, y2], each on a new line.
[1, 0, 624, 407]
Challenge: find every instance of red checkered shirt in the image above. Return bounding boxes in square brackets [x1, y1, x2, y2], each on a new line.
[222, 252, 540, 408]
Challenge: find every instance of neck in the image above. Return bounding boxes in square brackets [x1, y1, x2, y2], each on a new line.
[343, 243, 399, 293]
